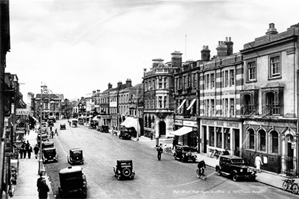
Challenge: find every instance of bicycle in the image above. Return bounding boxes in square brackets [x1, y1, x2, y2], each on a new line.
[196, 167, 207, 180]
[282, 176, 299, 195]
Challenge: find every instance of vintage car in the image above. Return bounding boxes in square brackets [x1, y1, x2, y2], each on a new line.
[67, 148, 84, 165]
[58, 166, 87, 198]
[78, 118, 84, 125]
[119, 127, 133, 140]
[215, 155, 256, 181]
[89, 120, 98, 129]
[113, 160, 135, 180]
[72, 119, 78, 127]
[173, 145, 197, 162]
[42, 141, 54, 149]
[42, 147, 58, 163]
[60, 123, 66, 130]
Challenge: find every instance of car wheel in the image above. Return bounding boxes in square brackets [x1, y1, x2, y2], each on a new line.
[292, 183, 299, 195]
[122, 168, 132, 177]
[181, 155, 185, 162]
[232, 174, 238, 182]
[282, 181, 289, 190]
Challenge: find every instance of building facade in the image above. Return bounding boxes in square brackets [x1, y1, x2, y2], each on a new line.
[240, 23, 299, 175]
[143, 56, 176, 139]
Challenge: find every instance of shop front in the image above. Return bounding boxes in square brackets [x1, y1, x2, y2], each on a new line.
[173, 119, 198, 151]
[200, 118, 243, 156]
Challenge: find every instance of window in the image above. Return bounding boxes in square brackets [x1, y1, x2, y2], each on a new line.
[184, 76, 187, 89]
[210, 73, 215, 89]
[259, 130, 266, 151]
[224, 98, 228, 117]
[158, 96, 162, 108]
[158, 77, 162, 89]
[206, 74, 209, 89]
[271, 131, 278, 153]
[270, 55, 281, 78]
[225, 71, 228, 87]
[188, 75, 191, 88]
[249, 129, 254, 149]
[230, 98, 234, 117]
[193, 73, 197, 88]
[216, 127, 222, 148]
[230, 69, 235, 86]
[163, 96, 166, 108]
[247, 61, 256, 81]
[164, 77, 167, 88]
[224, 128, 230, 150]
[209, 127, 214, 146]
[210, 99, 215, 116]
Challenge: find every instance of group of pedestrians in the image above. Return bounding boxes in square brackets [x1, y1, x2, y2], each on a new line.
[19, 140, 33, 159]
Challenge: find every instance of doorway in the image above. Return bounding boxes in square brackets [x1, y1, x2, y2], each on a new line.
[159, 121, 166, 137]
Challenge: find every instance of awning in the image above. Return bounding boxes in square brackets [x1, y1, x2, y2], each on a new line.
[120, 117, 140, 135]
[171, 126, 193, 136]
[177, 99, 186, 110]
[187, 99, 196, 110]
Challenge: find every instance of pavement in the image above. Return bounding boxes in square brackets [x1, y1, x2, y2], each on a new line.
[10, 126, 298, 199]
[10, 129, 55, 199]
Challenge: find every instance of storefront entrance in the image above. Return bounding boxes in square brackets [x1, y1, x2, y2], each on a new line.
[159, 121, 166, 137]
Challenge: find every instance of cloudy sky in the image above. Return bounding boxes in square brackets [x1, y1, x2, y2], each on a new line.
[6, 0, 299, 101]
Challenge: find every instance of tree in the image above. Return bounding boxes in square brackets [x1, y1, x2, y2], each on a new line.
[59, 99, 73, 119]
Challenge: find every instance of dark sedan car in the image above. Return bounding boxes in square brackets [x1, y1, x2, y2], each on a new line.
[215, 155, 256, 181]
[173, 145, 197, 162]
[67, 148, 84, 165]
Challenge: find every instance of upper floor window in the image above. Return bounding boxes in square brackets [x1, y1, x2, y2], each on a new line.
[158, 96, 162, 108]
[247, 60, 256, 81]
[269, 54, 281, 79]
[205, 74, 209, 89]
[193, 73, 197, 88]
[164, 77, 167, 88]
[248, 129, 255, 149]
[225, 71, 228, 87]
[230, 98, 234, 117]
[158, 77, 162, 89]
[210, 73, 215, 89]
[230, 69, 235, 86]
[262, 87, 283, 116]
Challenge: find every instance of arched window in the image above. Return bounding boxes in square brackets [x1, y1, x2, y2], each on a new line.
[259, 130, 266, 151]
[248, 129, 254, 149]
[270, 131, 278, 153]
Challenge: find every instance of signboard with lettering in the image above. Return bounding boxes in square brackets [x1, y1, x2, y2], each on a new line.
[183, 120, 197, 127]
[174, 120, 183, 126]
[16, 109, 30, 116]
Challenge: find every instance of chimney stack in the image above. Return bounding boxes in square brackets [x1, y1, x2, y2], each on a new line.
[201, 45, 210, 61]
[92, 90, 96, 95]
[97, 89, 100, 93]
[216, 41, 227, 57]
[171, 51, 182, 68]
[152, 58, 164, 68]
[126, 79, 132, 87]
[224, 37, 234, 56]
[266, 23, 278, 35]
[108, 83, 112, 89]
[117, 81, 122, 88]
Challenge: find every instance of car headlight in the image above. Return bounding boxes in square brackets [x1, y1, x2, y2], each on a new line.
[240, 169, 243, 172]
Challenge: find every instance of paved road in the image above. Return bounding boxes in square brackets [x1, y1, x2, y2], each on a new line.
[44, 120, 298, 199]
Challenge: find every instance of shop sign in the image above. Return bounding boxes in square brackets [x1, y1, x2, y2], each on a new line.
[202, 120, 214, 125]
[183, 120, 197, 127]
[174, 120, 183, 126]
[16, 109, 30, 116]
[227, 122, 239, 127]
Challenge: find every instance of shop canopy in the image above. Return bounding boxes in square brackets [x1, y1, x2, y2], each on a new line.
[120, 117, 140, 135]
[171, 126, 193, 136]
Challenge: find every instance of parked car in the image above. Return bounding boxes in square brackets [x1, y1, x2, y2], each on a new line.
[58, 166, 87, 198]
[173, 145, 197, 162]
[42, 147, 58, 163]
[72, 119, 78, 127]
[67, 148, 84, 165]
[113, 160, 135, 180]
[42, 141, 54, 149]
[60, 124, 66, 130]
[215, 155, 256, 181]
[37, 133, 49, 146]
[119, 128, 132, 140]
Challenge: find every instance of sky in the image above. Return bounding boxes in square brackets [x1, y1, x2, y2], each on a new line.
[6, 0, 299, 102]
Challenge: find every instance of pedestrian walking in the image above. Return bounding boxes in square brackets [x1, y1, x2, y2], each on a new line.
[38, 178, 49, 199]
[34, 144, 39, 159]
[20, 144, 25, 159]
[50, 130, 54, 139]
[255, 155, 263, 173]
[172, 137, 178, 150]
[156, 144, 163, 161]
[55, 128, 58, 136]
[27, 145, 33, 159]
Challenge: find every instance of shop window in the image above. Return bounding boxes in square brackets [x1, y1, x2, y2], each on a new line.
[248, 129, 254, 149]
[216, 127, 222, 148]
[271, 131, 278, 153]
[259, 130, 266, 151]
[209, 126, 214, 146]
[224, 128, 230, 150]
